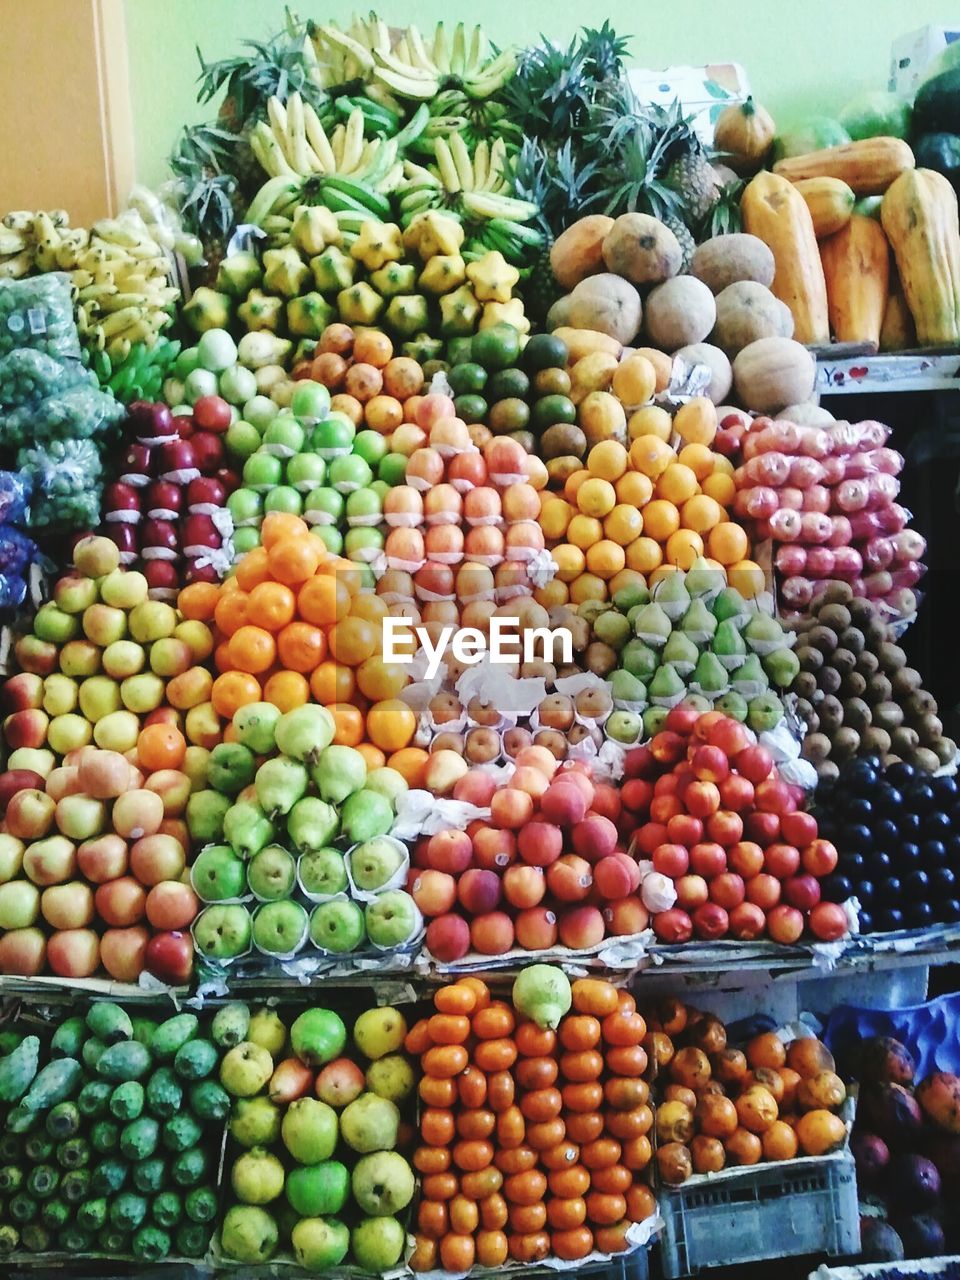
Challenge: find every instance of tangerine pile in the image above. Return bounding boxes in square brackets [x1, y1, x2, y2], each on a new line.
[178, 512, 424, 779]
[645, 999, 849, 1185]
[408, 975, 656, 1272]
[538, 396, 761, 610]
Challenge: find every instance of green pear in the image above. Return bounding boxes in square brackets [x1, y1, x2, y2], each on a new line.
[621, 639, 660, 682]
[731, 653, 767, 698]
[340, 1092, 400, 1153]
[692, 651, 729, 697]
[653, 572, 690, 620]
[310, 744, 368, 804]
[743, 612, 785, 655]
[221, 1204, 278, 1263]
[274, 704, 335, 764]
[684, 556, 726, 599]
[593, 608, 632, 650]
[661, 631, 699, 675]
[763, 647, 801, 688]
[223, 800, 276, 860]
[287, 797, 339, 854]
[609, 670, 647, 706]
[255, 756, 309, 818]
[364, 767, 408, 805]
[712, 618, 748, 669]
[683, 693, 712, 714]
[748, 692, 784, 733]
[643, 705, 669, 736]
[340, 789, 393, 844]
[715, 691, 749, 722]
[679, 597, 718, 644]
[712, 586, 750, 624]
[612, 580, 649, 612]
[633, 602, 672, 647]
[648, 663, 686, 706]
[233, 702, 281, 754]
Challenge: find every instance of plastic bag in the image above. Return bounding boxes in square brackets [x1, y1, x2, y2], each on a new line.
[1, 379, 125, 446]
[0, 524, 37, 574]
[17, 439, 102, 532]
[0, 346, 89, 411]
[0, 273, 81, 362]
[0, 471, 32, 524]
[0, 572, 28, 608]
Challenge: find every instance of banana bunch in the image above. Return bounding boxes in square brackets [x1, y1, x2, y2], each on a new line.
[88, 333, 181, 404]
[306, 14, 394, 96]
[371, 22, 515, 102]
[0, 209, 75, 278]
[419, 89, 523, 154]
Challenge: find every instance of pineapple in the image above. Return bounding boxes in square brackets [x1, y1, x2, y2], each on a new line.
[169, 126, 245, 286]
[514, 139, 597, 320]
[663, 214, 696, 270]
[664, 141, 721, 224]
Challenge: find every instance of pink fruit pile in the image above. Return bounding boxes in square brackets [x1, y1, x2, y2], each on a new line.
[100, 398, 238, 596]
[413, 747, 651, 963]
[0, 745, 197, 983]
[731, 417, 924, 622]
[621, 704, 847, 945]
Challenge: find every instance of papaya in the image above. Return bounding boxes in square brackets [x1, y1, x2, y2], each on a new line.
[858, 1035, 915, 1086]
[96, 1041, 152, 1083]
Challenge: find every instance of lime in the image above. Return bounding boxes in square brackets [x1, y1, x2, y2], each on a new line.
[523, 332, 568, 372]
[534, 367, 572, 397]
[471, 323, 522, 371]
[454, 394, 489, 424]
[446, 336, 474, 365]
[532, 393, 578, 431]
[422, 359, 448, 380]
[508, 430, 535, 454]
[448, 362, 488, 395]
[378, 453, 408, 486]
[489, 398, 531, 434]
[487, 367, 530, 401]
[353, 429, 389, 466]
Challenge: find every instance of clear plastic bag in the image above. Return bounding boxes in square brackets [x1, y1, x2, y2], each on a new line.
[0, 273, 81, 362]
[0, 346, 89, 411]
[0, 470, 32, 524]
[17, 439, 102, 532]
[0, 524, 37, 574]
[2, 379, 124, 446]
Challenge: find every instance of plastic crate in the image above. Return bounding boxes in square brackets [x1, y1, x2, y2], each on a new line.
[658, 1153, 860, 1276]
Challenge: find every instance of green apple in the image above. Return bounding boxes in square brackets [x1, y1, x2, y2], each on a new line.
[225, 420, 262, 459]
[281, 1097, 338, 1163]
[309, 900, 365, 954]
[231, 1147, 285, 1204]
[242, 452, 284, 492]
[264, 485, 304, 516]
[247, 846, 297, 901]
[351, 1151, 415, 1215]
[286, 453, 327, 492]
[340, 1092, 400, 1153]
[193, 904, 253, 959]
[285, 1160, 349, 1216]
[243, 395, 279, 431]
[252, 901, 308, 956]
[292, 1215, 349, 1270]
[291, 1008, 346, 1067]
[366, 1054, 416, 1104]
[350, 1215, 405, 1270]
[221, 1204, 278, 1263]
[353, 1006, 407, 1061]
[220, 1042, 274, 1097]
[229, 1096, 282, 1148]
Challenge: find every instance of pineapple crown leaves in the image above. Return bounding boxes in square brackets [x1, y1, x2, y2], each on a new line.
[506, 23, 632, 138]
[586, 113, 685, 220]
[195, 26, 325, 125]
[175, 172, 238, 242]
[703, 177, 746, 237]
[513, 137, 599, 235]
[168, 124, 240, 240]
[578, 22, 630, 81]
[169, 124, 237, 180]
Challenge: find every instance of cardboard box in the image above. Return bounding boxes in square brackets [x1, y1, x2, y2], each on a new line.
[627, 63, 750, 145]
[889, 24, 960, 96]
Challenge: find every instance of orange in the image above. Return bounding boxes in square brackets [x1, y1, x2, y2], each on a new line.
[571, 979, 619, 1017]
[353, 327, 393, 367]
[747, 1032, 787, 1070]
[268, 536, 321, 586]
[474, 1003, 515, 1040]
[628, 405, 672, 443]
[538, 498, 574, 541]
[515, 1058, 558, 1091]
[625, 537, 663, 573]
[298, 575, 350, 626]
[567, 515, 603, 550]
[642, 499, 680, 542]
[277, 621, 326, 673]
[247, 581, 296, 632]
[328, 616, 378, 665]
[327, 703, 363, 746]
[228, 626, 276, 675]
[137, 723, 186, 771]
[214, 591, 250, 638]
[629, 434, 673, 478]
[234, 546, 270, 590]
[383, 356, 424, 399]
[562, 470, 591, 505]
[262, 669, 309, 712]
[211, 671, 261, 719]
[261, 512, 309, 549]
[707, 521, 750, 565]
[611, 355, 656, 407]
[356, 656, 408, 701]
[568, 574, 606, 605]
[633, 347, 673, 391]
[609, 567, 646, 598]
[656, 463, 699, 505]
[434, 984, 477, 1015]
[551, 544, 586, 582]
[515, 1023, 556, 1057]
[535, 580, 569, 610]
[475, 1229, 508, 1268]
[762, 1119, 799, 1161]
[310, 660, 355, 705]
[728, 559, 765, 598]
[674, 396, 717, 446]
[703, 472, 736, 506]
[388, 746, 429, 787]
[214, 641, 233, 674]
[577, 477, 617, 518]
[177, 581, 218, 622]
[603, 504, 644, 545]
[665, 529, 704, 569]
[366, 698, 416, 751]
[356, 743, 385, 771]
[364, 394, 403, 433]
[331, 393, 363, 425]
[587, 440, 629, 482]
[417, 1201, 448, 1239]
[614, 471, 653, 508]
[585, 540, 625, 579]
[681, 494, 724, 534]
[349, 593, 390, 625]
[677, 442, 715, 481]
[549, 1227, 594, 1262]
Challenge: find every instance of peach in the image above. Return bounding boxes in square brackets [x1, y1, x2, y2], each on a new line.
[546, 854, 594, 903]
[558, 768, 595, 807]
[558, 904, 605, 949]
[406, 447, 445, 491]
[385, 527, 425, 568]
[464, 487, 502, 526]
[99, 926, 150, 982]
[653, 908, 694, 943]
[511, 765, 549, 799]
[502, 483, 541, 524]
[473, 827, 517, 871]
[465, 728, 502, 764]
[604, 896, 650, 937]
[514, 746, 559, 778]
[384, 486, 424, 527]
[425, 525, 464, 564]
[571, 815, 618, 863]
[412, 869, 458, 917]
[593, 856, 634, 900]
[540, 781, 588, 827]
[458, 868, 502, 915]
[424, 484, 463, 525]
[426, 912, 471, 962]
[448, 452, 488, 492]
[517, 822, 563, 868]
[766, 904, 804, 945]
[159, 818, 189, 849]
[490, 788, 535, 830]
[423, 749, 468, 794]
[503, 864, 546, 909]
[464, 526, 506, 565]
[427, 830, 473, 875]
[710, 873, 746, 910]
[129, 833, 186, 886]
[515, 906, 558, 951]
[495, 560, 530, 598]
[453, 772, 498, 807]
[470, 911, 515, 955]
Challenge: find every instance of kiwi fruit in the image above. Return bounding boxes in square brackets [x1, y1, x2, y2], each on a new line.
[861, 726, 892, 757]
[839, 670, 867, 699]
[936, 737, 957, 765]
[821, 581, 853, 606]
[802, 732, 833, 762]
[865, 673, 892, 704]
[832, 648, 856, 675]
[794, 672, 819, 700]
[911, 747, 940, 774]
[878, 642, 906, 673]
[890, 726, 920, 755]
[839, 627, 865, 655]
[832, 726, 861, 760]
[541, 423, 587, 459]
[819, 603, 852, 632]
[795, 645, 823, 672]
[848, 598, 876, 625]
[556, 664, 582, 681]
[843, 698, 872, 733]
[818, 695, 844, 732]
[904, 690, 937, 721]
[855, 650, 880, 676]
[584, 641, 617, 676]
[873, 700, 904, 731]
[863, 619, 888, 647]
[817, 666, 842, 695]
[808, 626, 839, 654]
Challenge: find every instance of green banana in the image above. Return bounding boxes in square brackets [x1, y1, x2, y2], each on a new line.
[246, 176, 303, 227]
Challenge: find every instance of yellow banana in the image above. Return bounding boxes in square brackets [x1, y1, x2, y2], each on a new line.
[267, 96, 289, 142]
[303, 102, 336, 172]
[465, 26, 484, 76]
[341, 109, 365, 172]
[3, 211, 36, 232]
[285, 92, 313, 174]
[252, 122, 296, 177]
[99, 306, 146, 337]
[448, 133, 475, 190]
[0, 229, 28, 255]
[432, 23, 451, 74]
[331, 124, 346, 166]
[472, 140, 490, 190]
[433, 138, 461, 193]
[0, 250, 32, 278]
[451, 24, 466, 77]
[407, 26, 439, 75]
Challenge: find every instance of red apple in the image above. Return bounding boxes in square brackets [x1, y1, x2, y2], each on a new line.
[652, 844, 690, 879]
[145, 881, 200, 930]
[675, 874, 709, 911]
[685, 781, 721, 819]
[781, 811, 818, 847]
[728, 841, 765, 879]
[95, 877, 147, 927]
[650, 794, 683, 825]
[0, 927, 46, 975]
[710, 872, 746, 910]
[144, 930, 194, 984]
[706, 810, 744, 847]
[100, 926, 149, 981]
[734, 745, 774, 784]
[691, 744, 730, 784]
[809, 901, 848, 942]
[729, 901, 767, 940]
[5, 789, 56, 840]
[2, 672, 45, 713]
[693, 711, 725, 741]
[4, 710, 50, 751]
[764, 843, 801, 879]
[707, 717, 750, 757]
[47, 928, 100, 978]
[649, 731, 687, 765]
[193, 395, 232, 433]
[0, 769, 46, 813]
[767, 904, 804, 945]
[755, 778, 794, 815]
[783, 874, 821, 910]
[720, 773, 755, 812]
[692, 902, 730, 940]
[653, 908, 693, 943]
[654, 773, 680, 797]
[801, 839, 838, 877]
[623, 746, 657, 779]
[689, 842, 727, 879]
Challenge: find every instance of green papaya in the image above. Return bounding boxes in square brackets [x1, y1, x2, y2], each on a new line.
[152, 1189, 183, 1228]
[162, 1113, 203, 1153]
[838, 90, 912, 140]
[145, 1066, 183, 1118]
[171, 1146, 208, 1186]
[132, 1155, 167, 1194]
[50, 1017, 86, 1058]
[131, 1017, 159, 1047]
[40, 1197, 70, 1230]
[120, 1117, 160, 1162]
[20, 1222, 51, 1252]
[86, 1002, 133, 1045]
[96, 1041, 152, 1082]
[77, 1080, 112, 1118]
[184, 1185, 218, 1223]
[82, 1038, 106, 1070]
[45, 1101, 80, 1139]
[23, 1057, 82, 1111]
[90, 1120, 119, 1153]
[26, 1165, 59, 1199]
[76, 1197, 108, 1233]
[110, 1191, 148, 1232]
[176, 1221, 209, 1257]
[211, 1002, 251, 1048]
[0, 1035, 40, 1102]
[174, 1038, 218, 1081]
[914, 68, 960, 135]
[59, 1169, 90, 1204]
[0, 1224, 18, 1254]
[56, 1137, 90, 1169]
[133, 1223, 173, 1262]
[92, 1158, 128, 1196]
[188, 1079, 230, 1121]
[771, 116, 851, 162]
[109, 1080, 145, 1121]
[151, 1013, 199, 1060]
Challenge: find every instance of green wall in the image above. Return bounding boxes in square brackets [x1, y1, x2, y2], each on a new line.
[125, 0, 953, 189]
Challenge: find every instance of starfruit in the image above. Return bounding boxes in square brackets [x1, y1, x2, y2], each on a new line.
[262, 247, 310, 298]
[237, 288, 284, 333]
[182, 287, 232, 334]
[480, 298, 529, 335]
[216, 251, 262, 298]
[310, 246, 356, 294]
[419, 253, 466, 294]
[402, 334, 444, 363]
[385, 294, 430, 338]
[419, 211, 465, 259]
[350, 220, 403, 271]
[291, 205, 339, 257]
[369, 262, 418, 298]
[439, 284, 481, 336]
[287, 292, 336, 338]
[337, 281, 385, 325]
[467, 250, 520, 304]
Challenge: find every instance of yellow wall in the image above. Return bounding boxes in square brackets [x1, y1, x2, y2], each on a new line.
[124, 0, 958, 189]
[0, 0, 133, 225]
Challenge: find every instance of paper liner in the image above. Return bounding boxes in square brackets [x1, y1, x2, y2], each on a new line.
[384, 510, 423, 528]
[345, 836, 410, 902]
[391, 790, 491, 840]
[346, 512, 383, 528]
